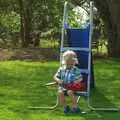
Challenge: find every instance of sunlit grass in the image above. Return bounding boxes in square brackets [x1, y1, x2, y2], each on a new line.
[40, 39, 59, 48]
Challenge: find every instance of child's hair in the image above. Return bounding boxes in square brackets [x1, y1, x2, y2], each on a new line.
[62, 50, 78, 65]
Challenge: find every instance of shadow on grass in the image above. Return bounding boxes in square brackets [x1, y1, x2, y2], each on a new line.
[50, 87, 120, 120]
[85, 87, 120, 120]
[90, 87, 117, 107]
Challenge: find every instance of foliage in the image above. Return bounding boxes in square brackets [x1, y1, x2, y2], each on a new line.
[0, 0, 120, 57]
[0, 12, 20, 32]
[0, 0, 65, 47]
[31, 0, 65, 30]
[92, 0, 120, 57]
[0, 0, 92, 47]
[67, 6, 89, 28]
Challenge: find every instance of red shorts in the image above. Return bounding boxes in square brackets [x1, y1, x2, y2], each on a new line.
[65, 81, 86, 92]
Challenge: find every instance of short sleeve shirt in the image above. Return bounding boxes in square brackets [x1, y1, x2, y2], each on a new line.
[55, 66, 83, 84]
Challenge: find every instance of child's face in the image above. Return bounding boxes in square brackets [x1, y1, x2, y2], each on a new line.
[66, 59, 75, 68]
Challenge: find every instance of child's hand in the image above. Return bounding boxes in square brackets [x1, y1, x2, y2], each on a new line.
[75, 79, 82, 83]
[58, 80, 64, 85]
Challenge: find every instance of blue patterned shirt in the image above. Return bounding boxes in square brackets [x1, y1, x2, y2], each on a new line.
[55, 66, 83, 84]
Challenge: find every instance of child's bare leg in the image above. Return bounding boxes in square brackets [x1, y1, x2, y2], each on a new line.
[67, 90, 78, 108]
[58, 91, 66, 106]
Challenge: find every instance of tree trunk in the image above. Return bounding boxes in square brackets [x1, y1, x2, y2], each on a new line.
[19, 0, 25, 47]
[93, 0, 120, 57]
[23, 6, 32, 47]
[19, 0, 32, 47]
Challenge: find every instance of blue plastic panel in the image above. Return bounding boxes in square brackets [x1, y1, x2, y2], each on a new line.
[67, 26, 90, 48]
[66, 26, 90, 89]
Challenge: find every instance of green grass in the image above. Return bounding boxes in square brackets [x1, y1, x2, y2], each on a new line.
[0, 60, 120, 120]
[40, 39, 59, 48]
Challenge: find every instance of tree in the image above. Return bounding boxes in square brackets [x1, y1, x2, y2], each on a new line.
[0, 0, 33, 47]
[93, 0, 120, 57]
[18, 0, 33, 47]
[0, 0, 65, 47]
[72, 0, 120, 57]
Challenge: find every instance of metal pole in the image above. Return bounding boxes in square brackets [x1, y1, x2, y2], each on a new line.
[87, 1, 93, 105]
[60, 2, 68, 65]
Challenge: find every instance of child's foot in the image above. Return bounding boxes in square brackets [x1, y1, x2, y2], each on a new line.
[71, 107, 81, 113]
[64, 105, 70, 113]
[71, 107, 86, 114]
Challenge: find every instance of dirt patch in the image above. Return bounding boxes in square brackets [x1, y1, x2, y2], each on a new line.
[0, 48, 59, 61]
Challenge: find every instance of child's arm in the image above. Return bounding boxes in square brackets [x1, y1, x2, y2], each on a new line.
[75, 77, 83, 83]
[53, 75, 63, 85]
[53, 67, 64, 85]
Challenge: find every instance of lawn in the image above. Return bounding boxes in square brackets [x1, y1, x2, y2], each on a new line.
[0, 60, 120, 120]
